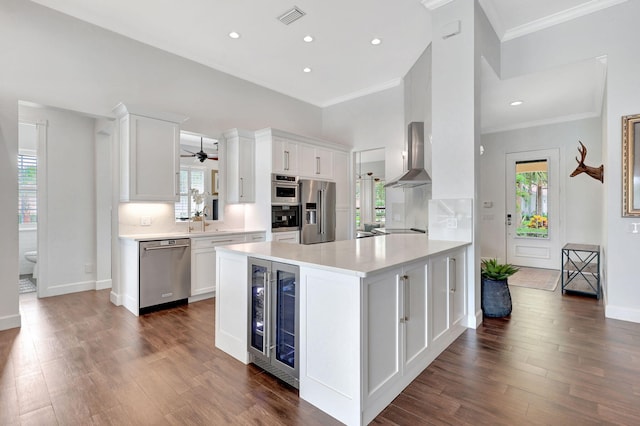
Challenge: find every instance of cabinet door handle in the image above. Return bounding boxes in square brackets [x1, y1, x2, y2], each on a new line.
[284, 150, 290, 170]
[264, 271, 271, 358]
[211, 239, 234, 244]
[316, 156, 320, 174]
[402, 274, 410, 322]
[175, 172, 180, 196]
[449, 257, 456, 293]
[240, 177, 244, 198]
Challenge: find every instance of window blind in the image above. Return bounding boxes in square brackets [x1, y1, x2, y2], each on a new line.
[18, 154, 37, 224]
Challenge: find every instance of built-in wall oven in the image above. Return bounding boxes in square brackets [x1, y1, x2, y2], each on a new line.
[271, 174, 299, 205]
[271, 205, 300, 232]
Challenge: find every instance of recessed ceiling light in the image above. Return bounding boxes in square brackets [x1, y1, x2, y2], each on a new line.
[303, 35, 313, 43]
[228, 31, 240, 39]
[510, 100, 524, 106]
[303, 67, 312, 73]
[371, 38, 382, 45]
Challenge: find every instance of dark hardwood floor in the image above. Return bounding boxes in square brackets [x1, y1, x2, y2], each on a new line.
[1, 285, 639, 425]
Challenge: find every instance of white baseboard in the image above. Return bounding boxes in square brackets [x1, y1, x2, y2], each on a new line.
[189, 291, 215, 303]
[110, 290, 122, 306]
[605, 304, 640, 324]
[465, 309, 483, 329]
[96, 279, 112, 290]
[0, 313, 21, 331]
[40, 280, 96, 298]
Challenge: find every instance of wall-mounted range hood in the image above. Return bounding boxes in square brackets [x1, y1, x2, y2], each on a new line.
[385, 122, 432, 188]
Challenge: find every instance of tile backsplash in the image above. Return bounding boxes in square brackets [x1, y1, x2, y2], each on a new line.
[428, 198, 473, 242]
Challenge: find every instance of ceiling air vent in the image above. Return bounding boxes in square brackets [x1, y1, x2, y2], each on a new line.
[277, 6, 306, 25]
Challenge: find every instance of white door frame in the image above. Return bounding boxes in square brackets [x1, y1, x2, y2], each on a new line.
[505, 148, 561, 269]
[34, 120, 48, 298]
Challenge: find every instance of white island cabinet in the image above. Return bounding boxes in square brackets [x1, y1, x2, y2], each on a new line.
[215, 235, 470, 425]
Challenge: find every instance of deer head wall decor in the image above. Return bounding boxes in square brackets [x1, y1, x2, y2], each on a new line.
[570, 141, 604, 183]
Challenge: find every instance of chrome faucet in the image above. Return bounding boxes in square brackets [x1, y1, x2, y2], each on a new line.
[201, 205, 210, 232]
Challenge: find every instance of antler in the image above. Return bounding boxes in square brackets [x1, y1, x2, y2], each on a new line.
[575, 140, 587, 165]
[570, 140, 604, 183]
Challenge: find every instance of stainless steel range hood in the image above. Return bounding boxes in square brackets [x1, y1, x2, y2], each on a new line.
[385, 122, 432, 188]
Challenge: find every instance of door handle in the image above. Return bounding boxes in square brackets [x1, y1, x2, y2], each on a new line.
[284, 150, 289, 170]
[506, 213, 512, 226]
[316, 156, 320, 174]
[317, 190, 323, 234]
[399, 275, 410, 322]
[449, 257, 456, 293]
[264, 271, 271, 358]
[144, 244, 190, 251]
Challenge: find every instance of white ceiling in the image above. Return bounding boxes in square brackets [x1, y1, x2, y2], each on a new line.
[30, 0, 620, 129]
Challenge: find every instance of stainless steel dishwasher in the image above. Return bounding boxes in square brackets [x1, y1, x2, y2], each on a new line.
[139, 238, 191, 314]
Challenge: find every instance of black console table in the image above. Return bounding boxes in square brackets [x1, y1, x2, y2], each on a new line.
[561, 243, 600, 299]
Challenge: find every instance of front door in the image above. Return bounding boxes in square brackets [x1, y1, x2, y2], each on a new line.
[506, 149, 560, 269]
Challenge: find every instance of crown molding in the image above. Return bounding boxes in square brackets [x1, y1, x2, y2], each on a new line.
[502, 0, 628, 41]
[421, 0, 454, 11]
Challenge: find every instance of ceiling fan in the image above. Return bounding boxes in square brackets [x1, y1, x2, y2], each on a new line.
[181, 137, 218, 162]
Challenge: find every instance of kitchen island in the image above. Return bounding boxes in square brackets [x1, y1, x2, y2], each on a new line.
[215, 235, 470, 426]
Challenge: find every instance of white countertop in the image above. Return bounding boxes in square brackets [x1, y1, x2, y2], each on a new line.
[119, 229, 266, 241]
[216, 234, 469, 277]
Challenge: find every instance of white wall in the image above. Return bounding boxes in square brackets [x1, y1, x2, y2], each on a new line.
[0, 0, 326, 330]
[322, 85, 407, 228]
[20, 105, 98, 297]
[499, 1, 640, 322]
[480, 117, 603, 261]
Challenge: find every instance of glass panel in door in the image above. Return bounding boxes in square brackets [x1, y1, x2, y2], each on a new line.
[275, 269, 296, 368]
[515, 160, 549, 239]
[250, 263, 268, 354]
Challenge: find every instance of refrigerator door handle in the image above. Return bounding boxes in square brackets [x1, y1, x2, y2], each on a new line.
[317, 189, 323, 235]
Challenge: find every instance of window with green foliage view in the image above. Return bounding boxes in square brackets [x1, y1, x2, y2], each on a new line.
[515, 160, 548, 239]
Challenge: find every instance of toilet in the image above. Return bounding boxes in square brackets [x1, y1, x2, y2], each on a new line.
[24, 251, 38, 279]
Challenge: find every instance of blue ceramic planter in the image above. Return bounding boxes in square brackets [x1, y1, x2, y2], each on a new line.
[481, 277, 512, 317]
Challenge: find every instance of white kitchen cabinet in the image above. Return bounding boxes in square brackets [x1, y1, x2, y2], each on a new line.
[430, 248, 466, 347]
[364, 268, 402, 404]
[333, 150, 352, 240]
[272, 138, 299, 175]
[300, 144, 333, 179]
[114, 103, 187, 202]
[272, 231, 299, 244]
[402, 260, 430, 372]
[190, 233, 253, 300]
[364, 259, 429, 405]
[245, 232, 266, 243]
[224, 129, 255, 203]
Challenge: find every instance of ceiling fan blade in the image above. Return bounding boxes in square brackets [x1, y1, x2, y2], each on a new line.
[182, 149, 197, 155]
[180, 153, 196, 158]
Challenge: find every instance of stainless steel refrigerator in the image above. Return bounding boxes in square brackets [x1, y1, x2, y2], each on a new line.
[300, 179, 336, 244]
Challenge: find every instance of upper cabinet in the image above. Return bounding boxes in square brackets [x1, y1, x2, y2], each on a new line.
[224, 129, 255, 204]
[300, 145, 333, 179]
[114, 103, 187, 202]
[272, 138, 299, 175]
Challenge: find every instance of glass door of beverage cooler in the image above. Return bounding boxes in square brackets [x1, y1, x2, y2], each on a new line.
[248, 258, 270, 361]
[272, 262, 299, 378]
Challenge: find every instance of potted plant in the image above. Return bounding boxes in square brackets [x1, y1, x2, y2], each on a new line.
[481, 258, 519, 318]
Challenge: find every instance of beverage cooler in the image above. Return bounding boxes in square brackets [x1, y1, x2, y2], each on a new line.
[247, 258, 300, 388]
